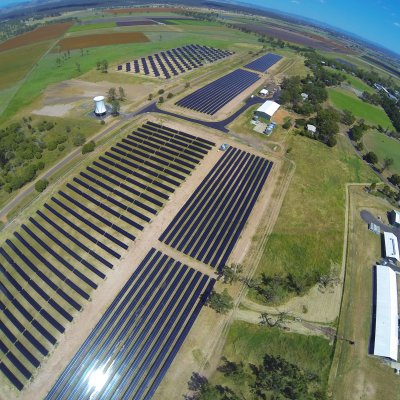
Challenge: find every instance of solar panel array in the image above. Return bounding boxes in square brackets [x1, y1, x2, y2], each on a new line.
[45, 248, 215, 400]
[0, 122, 214, 391]
[244, 52, 282, 73]
[175, 69, 260, 115]
[117, 44, 233, 79]
[159, 147, 273, 270]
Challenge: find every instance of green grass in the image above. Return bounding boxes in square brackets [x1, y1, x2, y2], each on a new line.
[210, 321, 333, 396]
[165, 19, 222, 26]
[323, 66, 374, 93]
[0, 25, 258, 123]
[327, 87, 393, 129]
[251, 133, 376, 302]
[363, 130, 400, 175]
[68, 22, 117, 32]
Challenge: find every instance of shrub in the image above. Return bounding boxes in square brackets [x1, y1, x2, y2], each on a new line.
[82, 140, 95, 154]
[35, 179, 49, 192]
[167, 92, 173, 99]
[158, 89, 165, 95]
[73, 133, 85, 146]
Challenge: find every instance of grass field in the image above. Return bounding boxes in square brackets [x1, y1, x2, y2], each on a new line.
[0, 42, 50, 90]
[0, 25, 258, 123]
[165, 19, 222, 26]
[67, 22, 117, 33]
[327, 87, 393, 128]
[363, 130, 400, 175]
[330, 186, 399, 400]
[250, 133, 376, 303]
[210, 321, 333, 397]
[323, 66, 374, 93]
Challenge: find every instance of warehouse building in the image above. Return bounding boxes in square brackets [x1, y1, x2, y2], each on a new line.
[255, 100, 280, 121]
[372, 265, 398, 361]
[383, 231, 400, 262]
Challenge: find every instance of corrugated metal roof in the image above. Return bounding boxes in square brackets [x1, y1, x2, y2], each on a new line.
[256, 100, 280, 117]
[384, 231, 400, 261]
[373, 265, 398, 361]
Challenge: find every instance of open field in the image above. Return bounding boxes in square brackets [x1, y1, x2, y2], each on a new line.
[0, 42, 50, 90]
[327, 87, 394, 128]
[0, 23, 73, 52]
[67, 22, 117, 33]
[165, 19, 222, 26]
[329, 186, 399, 400]
[363, 130, 400, 175]
[208, 321, 332, 398]
[324, 66, 375, 93]
[105, 7, 181, 14]
[56, 32, 149, 51]
[250, 132, 376, 303]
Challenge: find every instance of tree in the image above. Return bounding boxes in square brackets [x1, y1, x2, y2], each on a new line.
[118, 86, 126, 101]
[158, 96, 164, 104]
[35, 178, 48, 192]
[100, 59, 108, 73]
[158, 89, 165, 95]
[389, 174, 400, 186]
[107, 87, 117, 102]
[148, 93, 153, 101]
[382, 157, 393, 172]
[341, 109, 356, 125]
[355, 141, 364, 151]
[364, 151, 378, 165]
[82, 141, 95, 154]
[167, 92, 173, 99]
[217, 264, 243, 284]
[206, 289, 233, 314]
[110, 100, 120, 116]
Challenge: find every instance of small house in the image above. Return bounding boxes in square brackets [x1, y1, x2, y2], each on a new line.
[389, 210, 400, 228]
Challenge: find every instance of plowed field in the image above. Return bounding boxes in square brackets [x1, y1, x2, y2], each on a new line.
[56, 32, 149, 51]
[0, 22, 72, 52]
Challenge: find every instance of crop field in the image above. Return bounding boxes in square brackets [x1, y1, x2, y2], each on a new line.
[0, 42, 50, 90]
[67, 22, 117, 33]
[160, 147, 273, 270]
[46, 248, 215, 400]
[363, 131, 400, 175]
[176, 69, 260, 115]
[327, 87, 394, 128]
[56, 32, 150, 51]
[0, 23, 73, 52]
[0, 121, 214, 391]
[118, 44, 233, 79]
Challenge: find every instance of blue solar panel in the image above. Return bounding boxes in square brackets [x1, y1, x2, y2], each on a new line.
[244, 52, 282, 73]
[176, 69, 260, 115]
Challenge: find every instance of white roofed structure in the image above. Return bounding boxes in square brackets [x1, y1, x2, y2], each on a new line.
[390, 209, 400, 227]
[383, 231, 400, 262]
[255, 100, 280, 119]
[259, 88, 269, 96]
[373, 265, 398, 361]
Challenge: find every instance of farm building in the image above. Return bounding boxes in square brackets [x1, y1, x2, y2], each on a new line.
[372, 265, 398, 361]
[383, 231, 400, 262]
[307, 124, 317, 135]
[255, 100, 280, 121]
[389, 210, 400, 227]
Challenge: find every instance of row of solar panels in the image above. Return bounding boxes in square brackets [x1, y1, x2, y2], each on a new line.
[176, 68, 260, 115]
[118, 44, 233, 79]
[160, 147, 273, 270]
[46, 249, 215, 400]
[0, 122, 215, 391]
[244, 52, 282, 73]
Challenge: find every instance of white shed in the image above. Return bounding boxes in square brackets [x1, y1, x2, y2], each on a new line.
[307, 124, 317, 135]
[383, 231, 400, 262]
[389, 210, 400, 227]
[255, 100, 280, 120]
[259, 88, 269, 96]
[373, 265, 398, 361]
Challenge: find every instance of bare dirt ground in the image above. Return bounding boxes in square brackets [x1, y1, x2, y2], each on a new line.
[32, 78, 155, 117]
[8, 114, 288, 400]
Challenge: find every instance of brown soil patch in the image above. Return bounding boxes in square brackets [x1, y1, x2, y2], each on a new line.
[0, 22, 72, 52]
[105, 7, 180, 14]
[56, 32, 149, 51]
[272, 108, 290, 124]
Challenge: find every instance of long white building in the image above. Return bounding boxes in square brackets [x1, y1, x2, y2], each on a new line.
[373, 265, 398, 361]
[383, 231, 400, 262]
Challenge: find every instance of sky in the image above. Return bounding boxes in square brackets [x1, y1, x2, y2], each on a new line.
[1, 0, 399, 53]
[242, 0, 400, 54]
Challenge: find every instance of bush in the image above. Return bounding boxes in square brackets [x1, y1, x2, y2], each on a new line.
[159, 96, 164, 104]
[73, 133, 85, 146]
[364, 151, 378, 164]
[167, 92, 173, 99]
[35, 179, 49, 192]
[282, 120, 291, 129]
[82, 141, 95, 154]
[100, 120, 105, 125]
[158, 89, 165, 95]
[58, 144, 65, 151]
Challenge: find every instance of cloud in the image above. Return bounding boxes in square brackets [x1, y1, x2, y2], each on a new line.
[394, 22, 400, 28]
